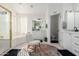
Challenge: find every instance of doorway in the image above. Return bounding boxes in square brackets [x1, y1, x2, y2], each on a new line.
[50, 14, 60, 43]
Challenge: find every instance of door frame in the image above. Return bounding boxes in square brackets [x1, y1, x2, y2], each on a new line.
[49, 12, 61, 44]
[0, 5, 12, 48]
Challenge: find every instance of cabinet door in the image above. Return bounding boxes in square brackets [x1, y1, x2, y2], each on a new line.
[63, 32, 72, 52]
[66, 12, 74, 30]
[75, 12, 79, 30]
[72, 35, 79, 55]
[59, 31, 63, 47]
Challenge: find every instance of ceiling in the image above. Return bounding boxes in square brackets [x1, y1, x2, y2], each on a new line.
[1, 3, 48, 15]
[1, 3, 77, 15]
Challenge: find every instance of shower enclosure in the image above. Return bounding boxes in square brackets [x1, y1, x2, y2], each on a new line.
[0, 5, 12, 54]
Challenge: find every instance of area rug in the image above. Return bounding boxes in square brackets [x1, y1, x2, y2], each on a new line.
[4, 49, 21, 56]
[58, 50, 75, 56]
[18, 43, 61, 56]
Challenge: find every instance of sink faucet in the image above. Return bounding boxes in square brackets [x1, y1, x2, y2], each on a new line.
[74, 27, 78, 32]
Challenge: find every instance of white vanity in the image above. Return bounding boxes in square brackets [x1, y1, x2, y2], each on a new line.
[61, 11, 79, 56]
[62, 31, 79, 55]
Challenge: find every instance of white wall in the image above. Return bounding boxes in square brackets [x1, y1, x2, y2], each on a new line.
[46, 3, 76, 44]
[46, 4, 63, 43]
[27, 14, 46, 40]
[1, 3, 79, 53]
[12, 13, 29, 35]
[0, 39, 10, 54]
[46, 3, 79, 49]
[15, 14, 28, 34]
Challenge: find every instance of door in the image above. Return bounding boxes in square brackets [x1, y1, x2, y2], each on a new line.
[0, 6, 11, 53]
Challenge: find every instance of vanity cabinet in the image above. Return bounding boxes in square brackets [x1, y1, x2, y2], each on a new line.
[63, 31, 79, 55]
[72, 34, 79, 55]
[63, 32, 72, 52]
[63, 10, 79, 55]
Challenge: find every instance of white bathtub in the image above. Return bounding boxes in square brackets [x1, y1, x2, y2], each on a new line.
[0, 33, 34, 54]
[0, 33, 27, 54]
[12, 33, 27, 47]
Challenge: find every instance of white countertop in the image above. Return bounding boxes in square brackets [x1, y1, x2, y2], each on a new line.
[63, 30, 79, 35]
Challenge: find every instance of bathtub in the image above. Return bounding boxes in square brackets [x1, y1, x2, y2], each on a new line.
[12, 33, 27, 47]
[0, 32, 34, 54]
[0, 33, 27, 51]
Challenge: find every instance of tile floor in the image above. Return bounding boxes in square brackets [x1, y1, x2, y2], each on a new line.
[1, 41, 64, 56]
[14, 42, 63, 50]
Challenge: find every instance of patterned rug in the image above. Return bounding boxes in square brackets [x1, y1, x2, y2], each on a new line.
[18, 43, 61, 56]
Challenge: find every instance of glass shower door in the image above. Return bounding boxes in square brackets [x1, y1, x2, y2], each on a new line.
[0, 6, 11, 54]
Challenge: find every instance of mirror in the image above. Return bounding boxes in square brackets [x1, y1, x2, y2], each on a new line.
[32, 18, 45, 31]
[74, 12, 79, 30]
[63, 11, 79, 31]
[32, 20, 41, 31]
[66, 11, 75, 30]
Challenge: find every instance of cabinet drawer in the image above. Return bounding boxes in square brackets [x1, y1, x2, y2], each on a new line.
[72, 41, 79, 49]
[73, 36, 79, 42]
[72, 42, 79, 55]
[72, 49, 79, 55]
[74, 36, 79, 38]
[74, 42, 79, 47]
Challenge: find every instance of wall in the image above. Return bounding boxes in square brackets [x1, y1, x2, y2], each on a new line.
[46, 3, 76, 45]
[12, 13, 46, 47]
[46, 4, 63, 43]
[1, 3, 79, 53]
[15, 14, 28, 34]
[0, 39, 10, 54]
[46, 3, 79, 48]
[27, 14, 46, 40]
[12, 36, 26, 47]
